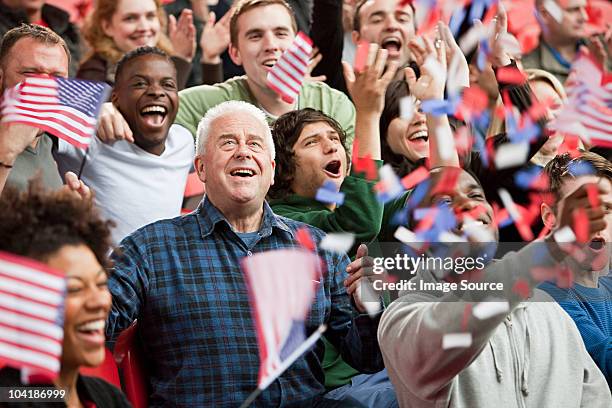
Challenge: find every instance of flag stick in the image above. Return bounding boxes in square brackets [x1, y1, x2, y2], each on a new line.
[238, 324, 327, 408]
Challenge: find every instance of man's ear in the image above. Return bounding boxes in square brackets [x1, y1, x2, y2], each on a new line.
[110, 90, 118, 106]
[194, 156, 206, 183]
[228, 43, 242, 66]
[351, 30, 361, 46]
[541, 202, 556, 229]
[270, 159, 276, 186]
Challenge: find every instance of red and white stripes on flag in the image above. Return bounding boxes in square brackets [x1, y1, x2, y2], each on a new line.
[0, 76, 110, 149]
[242, 248, 323, 391]
[0, 251, 66, 381]
[266, 32, 313, 104]
[560, 52, 612, 147]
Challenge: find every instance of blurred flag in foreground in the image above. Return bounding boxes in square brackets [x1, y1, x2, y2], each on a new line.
[554, 52, 612, 148]
[0, 251, 66, 382]
[241, 248, 324, 402]
[0, 76, 110, 149]
[266, 32, 313, 104]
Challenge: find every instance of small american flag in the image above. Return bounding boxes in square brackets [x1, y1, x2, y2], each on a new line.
[560, 52, 612, 147]
[241, 248, 324, 394]
[266, 32, 313, 104]
[0, 251, 66, 382]
[0, 76, 110, 149]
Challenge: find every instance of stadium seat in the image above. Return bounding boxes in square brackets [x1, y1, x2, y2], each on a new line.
[113, 320, 149, 408]
[79, 348, 121, 388]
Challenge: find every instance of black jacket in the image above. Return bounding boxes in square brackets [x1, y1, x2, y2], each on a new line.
[0, 367, 131, 407]
[0, 2, 81, 76]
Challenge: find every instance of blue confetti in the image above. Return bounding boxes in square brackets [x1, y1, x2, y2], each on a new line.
[567, 161, 595, 177]
[315, 181, 345, 205]
[514, 166, 543, 190]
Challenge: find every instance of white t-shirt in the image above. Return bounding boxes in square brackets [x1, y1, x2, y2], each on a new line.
[55, 125, 195, 244]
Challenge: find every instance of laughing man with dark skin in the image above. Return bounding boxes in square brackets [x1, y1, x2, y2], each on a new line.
[54, 46, 194, 244]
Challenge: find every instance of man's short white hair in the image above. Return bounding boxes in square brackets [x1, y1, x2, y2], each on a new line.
[195, 100, 275, 159]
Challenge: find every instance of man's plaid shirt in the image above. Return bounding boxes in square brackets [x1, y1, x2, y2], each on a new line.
[106, 197, 383, 407]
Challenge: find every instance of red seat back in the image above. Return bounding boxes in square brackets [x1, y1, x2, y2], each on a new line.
[79, 348, 121, 388]
[113, 320, 149, 408]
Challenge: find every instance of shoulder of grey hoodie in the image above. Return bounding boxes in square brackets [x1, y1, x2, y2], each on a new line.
[378, 241, 611, 407]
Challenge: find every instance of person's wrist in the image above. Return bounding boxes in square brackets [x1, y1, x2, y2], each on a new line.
[201, 51, 221, 64]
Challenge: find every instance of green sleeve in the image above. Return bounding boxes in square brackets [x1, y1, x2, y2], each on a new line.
[273, 166, 383, 257]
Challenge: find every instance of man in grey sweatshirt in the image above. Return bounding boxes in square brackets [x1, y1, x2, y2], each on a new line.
[378, 166, 611, 407]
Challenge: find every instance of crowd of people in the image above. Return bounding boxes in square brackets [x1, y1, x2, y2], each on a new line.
[0, 0, 610, 407]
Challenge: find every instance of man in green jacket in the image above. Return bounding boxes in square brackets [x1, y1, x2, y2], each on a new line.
[268, 43, 403, 406]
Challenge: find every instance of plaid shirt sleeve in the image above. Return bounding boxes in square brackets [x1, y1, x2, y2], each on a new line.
[106, 232, 150, 345]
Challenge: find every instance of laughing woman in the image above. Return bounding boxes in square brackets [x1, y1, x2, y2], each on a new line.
[78, 0, 195, 89]
[0, 182, 130, 408]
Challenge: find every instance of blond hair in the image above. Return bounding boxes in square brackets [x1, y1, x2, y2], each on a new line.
[82, 0, 173, 65]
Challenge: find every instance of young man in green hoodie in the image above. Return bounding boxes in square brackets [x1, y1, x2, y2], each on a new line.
[268, 43, 400, 406]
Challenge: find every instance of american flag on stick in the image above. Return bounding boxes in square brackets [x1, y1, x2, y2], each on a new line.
[0, 251, 66, 382]
[0, 76, 110, 149]
[266, 32, 313, 104]
[555, 52, 612, 148]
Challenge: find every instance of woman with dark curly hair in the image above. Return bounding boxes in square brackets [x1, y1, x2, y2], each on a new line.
[0, 182, 130, 407]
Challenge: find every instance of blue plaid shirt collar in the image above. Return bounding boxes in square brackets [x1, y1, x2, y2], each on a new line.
[196, 196, 294, 239]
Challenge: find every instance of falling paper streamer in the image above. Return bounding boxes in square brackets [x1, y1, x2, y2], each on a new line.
[498, 188, 521, 222]
[394, 226, 419, 248]
[494, 142, 529, 169]
[442, 333, 473, 349]
[434, 125, 456, 162]
[472, 300, 510, 320]
[266, 32, 312, 104]
[376, 164, 404, 203]
[354, 279, 382, 318]
[399, 96, 416, 122]
[320, 233, 355, 254]
[353, 40, 369, 73]
[295, 227, 316, 251]
[553, 226, 576, 243]
[401, 166, 430, 190]
[542, 0, 563, 24]
[315, 181, 345, 206]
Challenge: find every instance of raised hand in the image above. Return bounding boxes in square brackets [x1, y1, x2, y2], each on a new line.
[342, 43, 398, 115]
[96, 102, 133, 144]
[169, 9, 197, 62]
[304, 47, 327, 82]
[405, 36, 447, 101]
[0, 122, 40, 166]
[63, 171, 92, 201]
[200, 9, 232, 64]
[437, 21, 470, 92]
[474, 4, 512, 68]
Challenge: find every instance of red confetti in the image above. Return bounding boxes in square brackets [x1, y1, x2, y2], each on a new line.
[352, 139, 377, 180]
[354, 40, 369, 73]
[496, 66, 527, 84]
[512, 279, 531, 299]
[400, 166, 430, 190]
[572, 208, 590, 243]
[461, 303, 473, 331]
[457, 86, 489, 120]
[530, 266, 556, 282]
[296, 227, 315, 251]
[430, 167, 461, 196]
[586, 184, 601, 208]
[527, 97, 554, 121]
[556, 264, 574, 289]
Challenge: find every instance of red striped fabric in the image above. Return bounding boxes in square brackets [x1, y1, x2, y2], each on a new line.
[0, 76, 109, 149]
[0, 251, 66, 382]
[562, 52, 612, 148]
[266, 32, 313, 104]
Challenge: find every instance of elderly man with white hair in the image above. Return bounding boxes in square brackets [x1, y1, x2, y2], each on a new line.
[105, 100, 384, 407]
